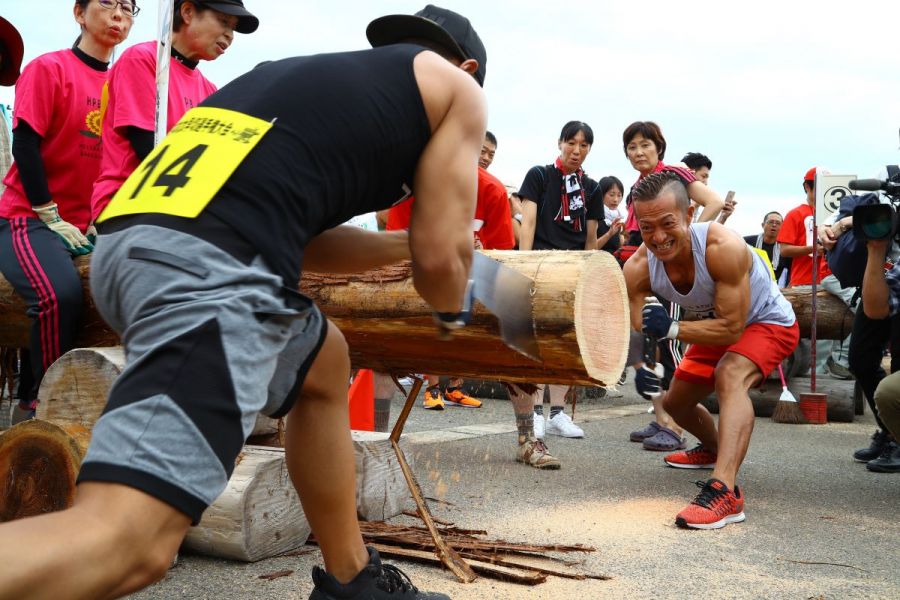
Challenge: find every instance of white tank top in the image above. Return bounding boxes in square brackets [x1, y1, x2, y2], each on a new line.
[648, 223, 795, 326]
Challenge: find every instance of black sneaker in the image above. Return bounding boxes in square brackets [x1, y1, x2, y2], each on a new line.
[309, 547, 449, 599]
[866, 442, 900, 473]
[853, 429, 891, 463]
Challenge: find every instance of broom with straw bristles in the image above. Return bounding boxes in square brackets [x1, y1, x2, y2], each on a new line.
[771, 364, 807, 424]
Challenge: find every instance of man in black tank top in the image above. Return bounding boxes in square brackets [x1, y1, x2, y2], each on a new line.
[1, 7, 485, 600]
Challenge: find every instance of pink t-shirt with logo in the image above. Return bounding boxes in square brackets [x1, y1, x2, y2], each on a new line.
[0, 49, 108, 230]
[91, 41, 217, 220]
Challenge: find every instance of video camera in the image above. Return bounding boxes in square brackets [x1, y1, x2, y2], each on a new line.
[849, 172, 900, 241]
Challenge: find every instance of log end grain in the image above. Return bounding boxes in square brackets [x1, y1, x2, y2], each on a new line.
[0, 420, 90, 522]
[36, 347, 125, 426]
[574, 251, 629, 386]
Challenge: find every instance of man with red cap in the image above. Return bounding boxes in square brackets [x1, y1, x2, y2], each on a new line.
[778, 167, 853, 378]
[777, 167, 831, 288]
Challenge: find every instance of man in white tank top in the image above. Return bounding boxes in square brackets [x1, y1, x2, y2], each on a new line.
[624, 172, 798, 530]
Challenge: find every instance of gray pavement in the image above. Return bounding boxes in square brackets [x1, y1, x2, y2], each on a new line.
[133, 380, 899, 600]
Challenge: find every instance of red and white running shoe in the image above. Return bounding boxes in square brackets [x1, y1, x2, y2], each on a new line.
[675, 478, 746, 530]
[664, 444, 717, 469]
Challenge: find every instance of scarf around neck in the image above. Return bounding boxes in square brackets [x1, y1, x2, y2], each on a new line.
[554, 157, 585, 232]
[755, 234, 781, 270]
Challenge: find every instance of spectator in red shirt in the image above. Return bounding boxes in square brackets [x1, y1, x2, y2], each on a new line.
[384, 148, 514, 411]
[779, 167, 853, 379]
[777, 167, 831, 287]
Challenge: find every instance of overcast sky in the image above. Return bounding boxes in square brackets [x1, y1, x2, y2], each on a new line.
[2, 0, 899, 235]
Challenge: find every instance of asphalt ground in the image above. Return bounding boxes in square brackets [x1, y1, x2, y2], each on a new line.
[132, 379, 899, 600]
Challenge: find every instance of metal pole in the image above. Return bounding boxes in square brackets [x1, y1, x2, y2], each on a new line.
[154, 0, 175, 146]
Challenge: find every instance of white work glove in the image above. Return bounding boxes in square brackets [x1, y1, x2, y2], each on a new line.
[33, 203, 93, 256]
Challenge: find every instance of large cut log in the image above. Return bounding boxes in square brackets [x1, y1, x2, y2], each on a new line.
[36, 347, 279, 436]
[181, 445, 311, 562]
[701, 376, 855, 422]
[779, 287, 854, 340]
[0, 422, 412, 560]
[353, 431, 415, 521]
[298, 251, 629, 385]
[0, 420, 90, 521]
[0, 252, 631, 385]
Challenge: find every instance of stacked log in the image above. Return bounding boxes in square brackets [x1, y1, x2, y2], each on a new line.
[0, 347, 413, 560]
[181, 445, 311, 562]
[36, 347, 280, 436]
[0, 420, 90, 521]
[0, 254, 851, 382]
[701, 377, 856, 422]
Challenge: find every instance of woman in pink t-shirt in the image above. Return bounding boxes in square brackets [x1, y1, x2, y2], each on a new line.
[622, 121, 725, 247]
[91, 0, 259, 221]
[0, 0, 135, 422]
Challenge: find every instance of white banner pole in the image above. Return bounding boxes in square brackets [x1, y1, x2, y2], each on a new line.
[154, 0, 175, 146]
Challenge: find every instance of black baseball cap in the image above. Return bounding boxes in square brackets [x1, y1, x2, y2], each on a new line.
[0, 16, 24, 87]
[189, 0, 259, 34]
[366, 5, 486, 87]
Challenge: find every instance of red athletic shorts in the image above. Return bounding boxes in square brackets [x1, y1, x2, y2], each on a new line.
[674, 321, 800, 388]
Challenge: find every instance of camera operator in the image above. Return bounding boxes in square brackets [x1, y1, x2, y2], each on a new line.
[858, 237, 900, 471]
[819, 166, 900, 468]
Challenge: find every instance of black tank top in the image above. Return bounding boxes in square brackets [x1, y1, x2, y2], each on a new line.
[201, 45, 431, 285]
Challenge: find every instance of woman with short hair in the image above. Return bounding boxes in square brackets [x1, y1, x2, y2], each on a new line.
[622, 121, 724, 247]
[91, 0, 258, 221]
[512, 121, 606, 456]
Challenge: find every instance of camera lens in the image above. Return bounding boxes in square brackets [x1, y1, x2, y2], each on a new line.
[861, 206, 894, 240]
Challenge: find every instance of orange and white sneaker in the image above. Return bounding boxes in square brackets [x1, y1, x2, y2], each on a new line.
[664, 444, 717, 469]
[443, 387, 482, 408]
[422, 386, 445, 410]
[675, 478, 745, 530]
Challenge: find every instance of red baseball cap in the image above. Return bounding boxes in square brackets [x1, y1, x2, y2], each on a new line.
[803, 167, 817, 182]
[0, 16, 24, 87]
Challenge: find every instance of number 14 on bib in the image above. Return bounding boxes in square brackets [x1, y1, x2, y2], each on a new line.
[97, 106, 273, 222]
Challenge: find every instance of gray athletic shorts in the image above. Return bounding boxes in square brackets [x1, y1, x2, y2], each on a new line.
[78, 225, 326, 523]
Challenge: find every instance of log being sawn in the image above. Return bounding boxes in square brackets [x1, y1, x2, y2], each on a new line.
[0, 251, 631, 386]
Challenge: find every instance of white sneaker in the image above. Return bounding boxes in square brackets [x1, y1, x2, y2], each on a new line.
[533, 412, 545, 439]
[546, 412, 584, 438]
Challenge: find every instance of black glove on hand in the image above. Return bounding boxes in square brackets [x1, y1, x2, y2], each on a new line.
[642, 297, 675, 339]
[635, 364, 663, 400]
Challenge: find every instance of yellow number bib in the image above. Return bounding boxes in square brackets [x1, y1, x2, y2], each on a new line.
[97, 106, 273, 222]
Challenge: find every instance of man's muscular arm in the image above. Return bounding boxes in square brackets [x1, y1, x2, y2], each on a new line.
[303, 226, 410, 273]
[675, 224, 751, 345]
[623, 246, 653, 332]
[409, 51, 486, 313]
